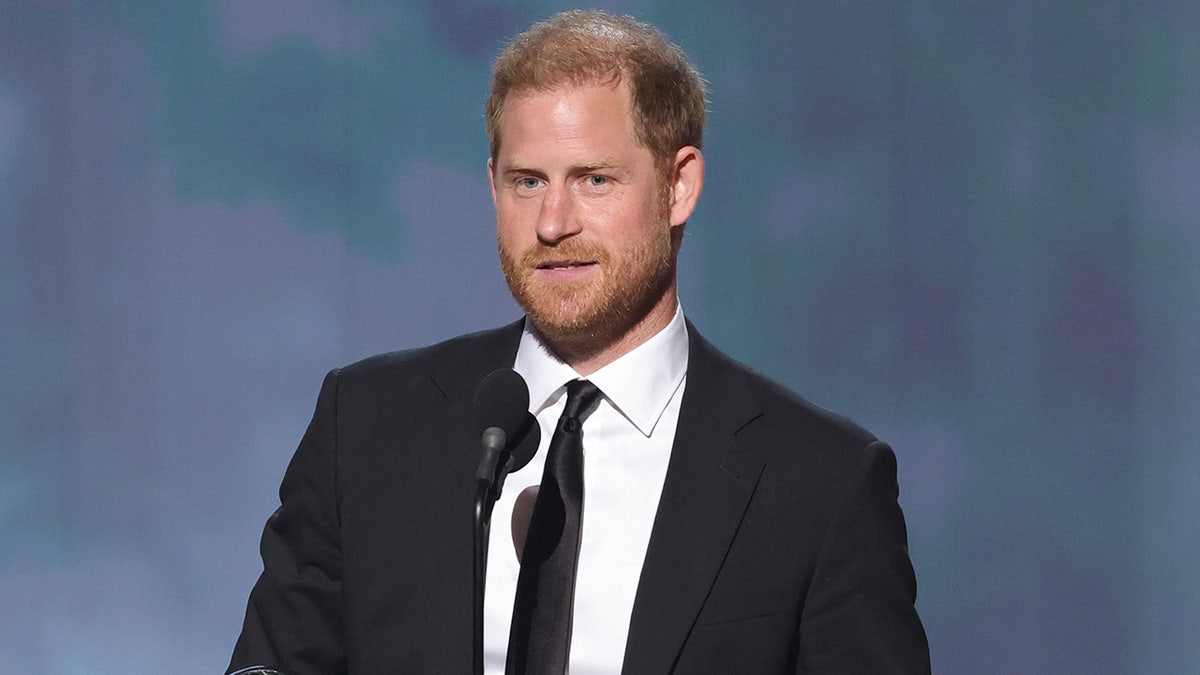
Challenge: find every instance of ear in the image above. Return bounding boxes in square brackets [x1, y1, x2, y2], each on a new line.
[487, 157, 498, 206]
[667, 146, 704, 227]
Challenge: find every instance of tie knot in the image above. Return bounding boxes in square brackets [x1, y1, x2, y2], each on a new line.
[560, 379, 602, 423]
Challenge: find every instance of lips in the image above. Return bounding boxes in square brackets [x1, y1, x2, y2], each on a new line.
[519, 241, 606, 277]
[536, 260, 597, 271]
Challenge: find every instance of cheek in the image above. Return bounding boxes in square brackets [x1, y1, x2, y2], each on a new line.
[607, 195, 664, 240]
[495, 204, 526, 240]
[496, 223, 521, 255]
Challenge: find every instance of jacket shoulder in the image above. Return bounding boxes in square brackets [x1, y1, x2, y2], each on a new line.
[741, 363, 878, 449]
[334, 320, 524, 390]
[688, 324, 878, 453]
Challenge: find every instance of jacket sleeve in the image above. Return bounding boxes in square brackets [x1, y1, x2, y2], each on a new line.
[797, 441, 931, 674]
[228, 369, 348, 675]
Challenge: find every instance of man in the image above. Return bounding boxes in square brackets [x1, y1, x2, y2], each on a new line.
[229, 10, 929, 674]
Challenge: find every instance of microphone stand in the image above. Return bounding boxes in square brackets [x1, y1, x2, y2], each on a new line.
[473, 478, 494, 675]
[473, 429, 508, 675]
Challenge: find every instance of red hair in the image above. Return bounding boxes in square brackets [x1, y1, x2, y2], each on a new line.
[486, 10, 707, 170]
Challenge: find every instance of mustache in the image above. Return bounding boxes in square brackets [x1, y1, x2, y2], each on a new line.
[519, 239, 609, 267]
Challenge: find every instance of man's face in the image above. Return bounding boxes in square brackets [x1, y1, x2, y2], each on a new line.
[490, 82, 677, 352]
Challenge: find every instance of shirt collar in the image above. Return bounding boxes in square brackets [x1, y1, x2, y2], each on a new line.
[514, 304, 689, 437]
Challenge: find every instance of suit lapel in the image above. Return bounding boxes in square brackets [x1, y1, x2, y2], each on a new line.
[622, 325, 765, 673]
[426, 320, 526, 401]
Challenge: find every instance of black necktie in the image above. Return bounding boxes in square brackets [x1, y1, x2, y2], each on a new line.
[507, 379, 602, 675]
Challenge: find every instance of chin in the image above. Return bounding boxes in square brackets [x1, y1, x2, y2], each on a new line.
[527, 308, 618, 348]
[508, 261, 674, 354]
[526, 294, 660, 358]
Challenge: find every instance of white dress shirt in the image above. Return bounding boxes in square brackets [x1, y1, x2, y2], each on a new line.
[483, 305, 689, 674]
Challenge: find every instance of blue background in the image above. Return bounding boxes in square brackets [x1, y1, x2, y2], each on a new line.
[1, 1, 1197, 672]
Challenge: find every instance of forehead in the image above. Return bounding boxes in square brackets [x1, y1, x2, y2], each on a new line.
[495, 81, 643, 159]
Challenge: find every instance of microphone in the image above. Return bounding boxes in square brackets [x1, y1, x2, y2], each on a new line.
[495, 414, 539, 501]
[474, 368, 531, 492]
[504, 412, 539, 475]
[471, 368, 537, 675]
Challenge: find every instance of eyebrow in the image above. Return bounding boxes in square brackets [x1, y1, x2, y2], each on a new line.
[575, 158, 623, 172]
[499, 158, 625, 175]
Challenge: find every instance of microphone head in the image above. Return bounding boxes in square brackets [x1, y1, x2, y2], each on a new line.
[505, 412, 540, 474]
[475, 368, 530, 439]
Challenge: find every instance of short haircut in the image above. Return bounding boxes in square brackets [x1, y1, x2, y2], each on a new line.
[486, 10, 707, 170]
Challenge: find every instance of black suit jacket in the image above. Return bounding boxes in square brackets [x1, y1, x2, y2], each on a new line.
[229, 320, 929, 673]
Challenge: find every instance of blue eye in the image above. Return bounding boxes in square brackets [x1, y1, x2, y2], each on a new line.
[587, 175, 607, 186]
[520, 177, 540, 189]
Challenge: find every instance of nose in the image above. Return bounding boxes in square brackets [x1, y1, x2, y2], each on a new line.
[535, 183, 581, 244]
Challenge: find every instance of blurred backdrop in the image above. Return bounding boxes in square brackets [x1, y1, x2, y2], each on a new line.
[1, 1, 1197, 672]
